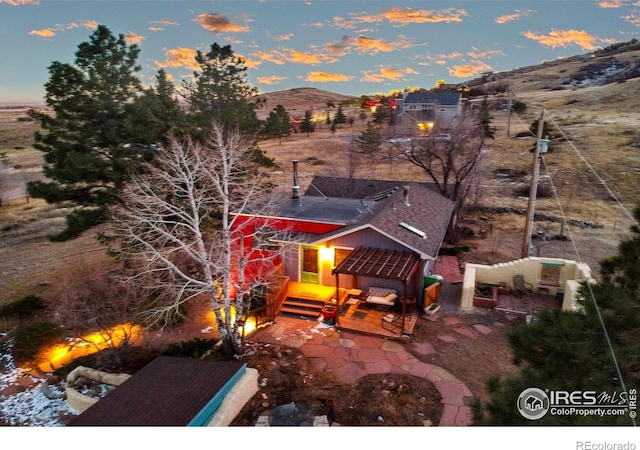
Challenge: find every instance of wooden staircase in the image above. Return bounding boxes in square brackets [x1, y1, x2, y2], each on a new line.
[279, 297, 326, 319]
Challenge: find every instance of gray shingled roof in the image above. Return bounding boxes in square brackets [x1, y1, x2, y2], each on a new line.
[305, 177, 456, 259]
[403, 91, 462, 106]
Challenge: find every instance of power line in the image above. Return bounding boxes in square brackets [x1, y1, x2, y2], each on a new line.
[512, 104, 636, 425]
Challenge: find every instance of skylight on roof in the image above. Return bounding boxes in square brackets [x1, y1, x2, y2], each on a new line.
[399, 221, 426, 239]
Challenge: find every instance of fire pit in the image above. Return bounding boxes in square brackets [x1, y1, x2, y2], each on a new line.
[268, 402, 314, 426]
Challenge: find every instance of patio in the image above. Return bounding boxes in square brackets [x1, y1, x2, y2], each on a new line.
[335, 293, 419, 339]
[276, 281, 419, 340]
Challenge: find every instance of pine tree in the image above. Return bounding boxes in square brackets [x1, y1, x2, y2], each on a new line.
[357, 121, 382, 155]
[182, 43, 263, 139]
[300, 110, 316, 137]
[123, 69, 186, 147]
[28, 25, 148, 240]
[182, 43, 274, 167]
[333, 105, 347, 127]
[263, 105, 291, 143]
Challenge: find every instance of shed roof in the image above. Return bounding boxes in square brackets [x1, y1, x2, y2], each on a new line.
[67, 356, 247, 426]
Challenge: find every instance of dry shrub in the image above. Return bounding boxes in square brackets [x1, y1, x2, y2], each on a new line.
[45, 256, 132, 333]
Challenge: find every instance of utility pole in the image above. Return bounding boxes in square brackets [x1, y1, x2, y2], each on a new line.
[506, 74, 512, 138]
[521, 109, 545, 259]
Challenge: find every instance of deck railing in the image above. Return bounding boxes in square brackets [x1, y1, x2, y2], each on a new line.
[248, 273, 289, 328]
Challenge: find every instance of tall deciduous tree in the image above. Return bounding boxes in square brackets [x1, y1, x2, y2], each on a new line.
[28, 25, 170, 240]
[108, 123, 288, 356]
[401, 115, 487, 240]
[263, 105, 291, 143]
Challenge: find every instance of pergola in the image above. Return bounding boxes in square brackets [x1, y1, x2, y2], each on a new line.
[332, 247, 421, 334]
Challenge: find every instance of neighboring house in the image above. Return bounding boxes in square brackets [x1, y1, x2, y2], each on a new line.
[396, 90, 463, 134]
[233, 171, 456, 307]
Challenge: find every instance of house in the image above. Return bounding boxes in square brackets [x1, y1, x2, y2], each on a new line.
[67, 356, 258, 426]
[233, 166, 456, 336]
[396, 89, 463, 134]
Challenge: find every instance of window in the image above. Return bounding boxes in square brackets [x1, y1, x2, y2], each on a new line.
[334, 248, 352, 267]
[540, 263, 563, 286]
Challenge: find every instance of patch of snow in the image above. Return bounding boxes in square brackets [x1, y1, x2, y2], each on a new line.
[0, 333, 78, 426]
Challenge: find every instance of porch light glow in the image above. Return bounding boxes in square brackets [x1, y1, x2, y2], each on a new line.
[319, 245, 335, 264]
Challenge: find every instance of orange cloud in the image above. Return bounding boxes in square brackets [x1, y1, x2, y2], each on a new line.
[494, 9, 533, 24]
[1, 0, 39, 4]
[332, 17, 357, 29]
[56, 20, 97, 31]
[253, 49, 286, 65]
[351, 35, 414, 54]
[622, 12, 640, 25]
[303, 71, 353, 82]
[125, 31, 144, 45]
[361, 67, 407, 83]
[355, 7, 468, 26]
[29, 20, 97, 37]
[236, 53, 261, 69]
[156, 47, 200, 71]
[448, 61, 492, 78]
[194, 13, 250, 34]
[267, 31, 294, 41]
[467, 47, 504, 59]
[148, 27, 164, 32]
[257, 75, 287, 85]
[599, 0, 625, 7]
[523, 29, 610, 51]
[29, 28, 55, 38]
[150, 19, 179, 26]
[289, 48, 338, 64]
[253, 47, 338, 65]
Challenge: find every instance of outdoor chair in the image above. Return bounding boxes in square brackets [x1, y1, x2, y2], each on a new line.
[512, 274, 533, 297]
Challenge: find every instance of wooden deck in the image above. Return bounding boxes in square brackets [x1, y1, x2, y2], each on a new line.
[281, 282, 418, 340]
[285, 281, 338, 302]
[335, 296, 418, 339]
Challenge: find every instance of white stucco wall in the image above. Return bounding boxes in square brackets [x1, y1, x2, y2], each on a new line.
[461, 257, 592, 311]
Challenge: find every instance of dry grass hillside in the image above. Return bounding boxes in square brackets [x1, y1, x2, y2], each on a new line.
[1, 45, 640, 309]
[255, 86, 356, 121]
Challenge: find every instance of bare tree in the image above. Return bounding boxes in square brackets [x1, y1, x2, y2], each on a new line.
[108, 123, 288, 356]
[399, 116, 487, 240]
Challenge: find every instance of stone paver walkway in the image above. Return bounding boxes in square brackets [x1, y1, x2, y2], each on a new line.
[251, 316, 475, 426]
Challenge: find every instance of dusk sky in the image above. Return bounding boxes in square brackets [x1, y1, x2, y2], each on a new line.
[1, 0, 639, 104]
